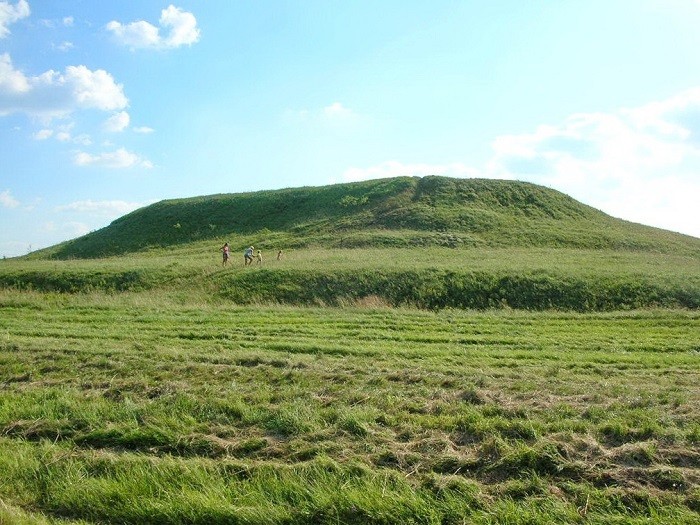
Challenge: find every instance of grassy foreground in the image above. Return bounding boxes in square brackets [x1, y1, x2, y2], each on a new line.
[1, 290, 699, 524]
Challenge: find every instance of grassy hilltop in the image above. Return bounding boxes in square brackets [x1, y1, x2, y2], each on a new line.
[6, 176, 699, 311]
[37, 175, 700, 258]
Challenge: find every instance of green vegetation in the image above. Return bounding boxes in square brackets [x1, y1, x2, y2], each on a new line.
[1, 176, 698, 523]
[2, 247, 698, 310]
[1, 291, 699, 524]
[9, 176, 695, 311]
[31, 176, 700, 259]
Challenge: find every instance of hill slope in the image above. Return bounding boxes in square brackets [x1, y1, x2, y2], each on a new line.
[38, 176, 700, 259]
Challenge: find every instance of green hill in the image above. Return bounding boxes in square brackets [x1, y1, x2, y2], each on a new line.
[37, 176, 700, 259]
[7, 176, 698, 311]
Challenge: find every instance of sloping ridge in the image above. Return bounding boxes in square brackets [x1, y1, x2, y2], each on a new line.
[42, 176, 699, 259]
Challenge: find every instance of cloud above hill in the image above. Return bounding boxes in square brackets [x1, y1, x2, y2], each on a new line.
[55, 199, 145, 216]
[0, 53, 127, 117]
[0, 189, 19, 208]
[284, 102, 363, 127]
[106, 5, 200, 50]
[488, 88, 700, 237]
[341, 88, 700, 238]
[0, 5, 153, 178]
[74, 148, 152, 169]
[342, 161, 480, 183]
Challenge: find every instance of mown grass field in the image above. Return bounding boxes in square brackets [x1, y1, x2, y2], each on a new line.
[2, 176, 698, 524]
[1, 287, 699, 524]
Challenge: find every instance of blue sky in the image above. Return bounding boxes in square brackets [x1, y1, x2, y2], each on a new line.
[2, 1, 700, 257]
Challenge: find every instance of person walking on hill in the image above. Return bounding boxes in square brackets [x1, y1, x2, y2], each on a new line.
[244, 246, 254, 266]
[221, 242, 230, 267]
[256, 250, 263, 265]
[277, 250, 283, 260]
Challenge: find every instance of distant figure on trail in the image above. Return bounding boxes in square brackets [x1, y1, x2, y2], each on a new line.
[244, 246, 254, 266]
[277, 250, 282, 260]
[221, 242, 230, 267]
[256, 250, 263, 265]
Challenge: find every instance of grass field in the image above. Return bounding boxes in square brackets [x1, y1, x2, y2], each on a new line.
[3, 246, 700, 311]
[1, 289, 699, 524]
[2, 176, 698, 524]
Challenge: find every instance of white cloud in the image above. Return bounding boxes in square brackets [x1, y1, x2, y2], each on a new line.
[41, 16, 75, 30]
[0, 53, 128, 117]
[0, 240, 29, 257]
[323, 102, 354, 120]
[42, 221, 90, 237]
[159, 5, 199, 47]
[103, 110, 130, 132]
[55, 199, 145, 216]
[54, 41, 74, 52]
[106, 5, 200, 50]
[342, 161, 481, 183]
[285, 101, 364, 127]
[133, 125, 154, 134]
[0, 0, 29, 39]
[33, 128, 53, 140]
[33, 122, 92, 145]
[106, 20, 159, 49]
[65, 222, 91, 236]
[0, 189, 19, 208]
[67, 65, 128, 111]
[71, 133, 91, 145]
[0, 52, 29, 93]
[74, 148, 151, 169]
[487, 88, 700, 238]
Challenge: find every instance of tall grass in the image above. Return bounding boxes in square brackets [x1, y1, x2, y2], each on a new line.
[3, 247, 699, 310]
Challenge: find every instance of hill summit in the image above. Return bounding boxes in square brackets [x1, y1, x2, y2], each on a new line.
[44, 176, 698, 259]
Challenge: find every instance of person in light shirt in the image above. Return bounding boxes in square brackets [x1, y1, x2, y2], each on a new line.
[244, 246, 254, 266]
